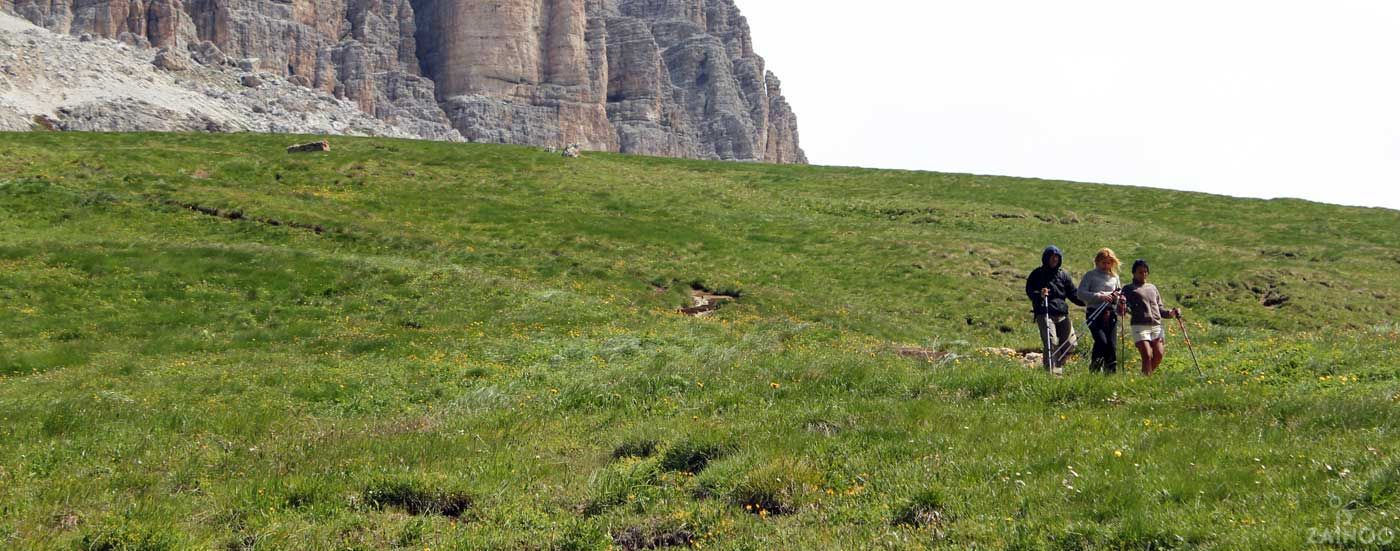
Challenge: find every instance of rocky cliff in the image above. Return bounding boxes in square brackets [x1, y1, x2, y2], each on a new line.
[1, 0, 805, 163]
[1, 11, 435, 137]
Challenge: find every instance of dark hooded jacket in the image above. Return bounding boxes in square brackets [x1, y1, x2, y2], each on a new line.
[1025, 246, 1085, 316]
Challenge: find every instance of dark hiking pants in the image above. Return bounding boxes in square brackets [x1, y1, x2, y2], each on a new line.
[1088, 313, 1119, 373]
[1036, 314, 1075, 372]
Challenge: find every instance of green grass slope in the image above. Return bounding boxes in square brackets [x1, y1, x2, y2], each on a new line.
[1, 132, 1398, 549]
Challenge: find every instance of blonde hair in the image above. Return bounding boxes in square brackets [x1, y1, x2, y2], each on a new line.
[1094, 248, 1121, 276]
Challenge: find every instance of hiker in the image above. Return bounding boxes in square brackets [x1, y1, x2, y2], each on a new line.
[1123, 259, 1181, 375]
[1077, 248, 1124, 373]
[1025, 245, 1085, 373]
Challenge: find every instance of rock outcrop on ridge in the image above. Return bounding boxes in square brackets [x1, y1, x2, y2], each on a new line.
[1, 0, 806, 163]
[0, 11, 447, 138]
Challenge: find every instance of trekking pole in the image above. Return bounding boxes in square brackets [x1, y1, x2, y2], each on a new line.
[1114, 290, 1126, 373]
[1117, 318, 1126, 373]
[1083, 298, 1113, 372]
[1042, 290, 1055, 373]
[1175, 314, 1205, 378]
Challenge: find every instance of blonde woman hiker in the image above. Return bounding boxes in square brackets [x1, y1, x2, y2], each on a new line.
[1123, 259, 1181, 375]
[1024, 245, 1085, 374]
[1077, 248, 1125, 373]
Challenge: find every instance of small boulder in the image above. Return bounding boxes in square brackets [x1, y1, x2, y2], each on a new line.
[190, 41, 227, 67]
[237, 58, 259, 72]
[117, 32, 151, 49]
[287, 74, 312, 87]
[31, 114, 60, 131]
[240, 74, 263, 88]
[151, 48, 191, 72]
[561, 143, 581, 158]
[78, 33, 94, 43]
[286, 141, 330, 154]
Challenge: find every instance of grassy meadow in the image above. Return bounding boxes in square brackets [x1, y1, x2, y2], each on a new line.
[1, 132, 1399, 549]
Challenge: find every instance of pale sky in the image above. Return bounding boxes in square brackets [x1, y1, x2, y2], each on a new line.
[740, 1, 1400, 210]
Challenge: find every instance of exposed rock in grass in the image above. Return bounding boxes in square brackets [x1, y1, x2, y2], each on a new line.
[895, 346, 952, 363]
[679, 284, 740, 317]
[803, 419, 842, 437]
[286, 140, 330, 153]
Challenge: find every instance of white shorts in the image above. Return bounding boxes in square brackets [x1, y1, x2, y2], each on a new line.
[1131, 325, 1164, 343]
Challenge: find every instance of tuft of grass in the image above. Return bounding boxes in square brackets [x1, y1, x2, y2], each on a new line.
[706, 456, 824, 517]
[78, 523, 178, 551]
[362, 481, 473, 518]
[612, 437, 661, 460]
[1357, 459, 1400, 509]
[658, 438, 730, 474]
[893, 490, 952, 529]
[583, 457, 662, 516]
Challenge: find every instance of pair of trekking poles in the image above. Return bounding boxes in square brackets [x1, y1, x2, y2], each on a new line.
[1042, 291, 1203, 376]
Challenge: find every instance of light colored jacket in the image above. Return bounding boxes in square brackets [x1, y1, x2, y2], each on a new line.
[1077, 269, 1120, 310]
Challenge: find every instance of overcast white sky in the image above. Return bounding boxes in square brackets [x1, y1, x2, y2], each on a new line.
[740, 1, 1400, 210]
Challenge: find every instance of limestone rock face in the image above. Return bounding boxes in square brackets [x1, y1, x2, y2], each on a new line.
[413, 0, 617, 150]
[2, 0, 805, 162]
[0, 10, 440, 138]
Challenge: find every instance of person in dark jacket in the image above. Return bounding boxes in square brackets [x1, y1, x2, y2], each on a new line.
[1025, 245, 1085, 373]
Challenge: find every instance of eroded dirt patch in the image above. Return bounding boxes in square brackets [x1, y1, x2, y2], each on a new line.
[1249, 276, 1291, 308]
[612, 526, 695, 550]
[612, 438, 660, 460]
[362, 482, 472, 518]
[659, 439, 729, 474]
[892, 491, 952, 537]
[735, 489, 796, 517]
[160, 198, 336, 235]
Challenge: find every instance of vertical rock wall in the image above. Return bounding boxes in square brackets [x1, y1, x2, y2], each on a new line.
[3, 0, 805, 163]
